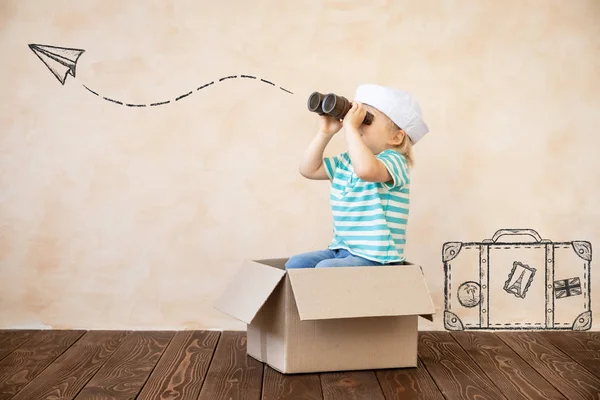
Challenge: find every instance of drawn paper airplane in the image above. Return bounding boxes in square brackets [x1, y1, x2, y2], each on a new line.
[28, 41, 293, 107]
[29, 43, 85, 85]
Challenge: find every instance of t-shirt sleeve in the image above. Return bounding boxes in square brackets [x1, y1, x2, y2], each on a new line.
[376, 149, 409, 189]
[323, 153, 342, 180]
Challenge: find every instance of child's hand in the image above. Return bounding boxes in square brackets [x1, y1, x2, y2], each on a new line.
[343, 101, 367, 130]
[319, 115, 343, 136]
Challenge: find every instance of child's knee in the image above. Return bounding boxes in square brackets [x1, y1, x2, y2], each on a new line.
[314, 259, 340, 268]
[285, 249, 333, 269]
[285, 254, 310, 269]
[315, 256, 378, 268]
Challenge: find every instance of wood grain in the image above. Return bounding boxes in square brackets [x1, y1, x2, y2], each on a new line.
[4, 330, 599, 399]
[10, 330, 130, 400]
[137, 330, 220, 400]
[497, 331, 600, 400]
[75, 331, 174, 399]
[197, 331, 263, 400]
[0, 330, 36, 362]
[261, 365, 322, 400]
[540, 332, 600, 378]
[0, 330, 85, 400]
[376, 358, 444, 400]
[321, 371, 384, 400]
[418, 331, 506, 400]
[451, 332, 566, 400]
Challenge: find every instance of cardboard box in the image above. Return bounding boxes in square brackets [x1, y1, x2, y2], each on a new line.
[214, 257, 435, 374]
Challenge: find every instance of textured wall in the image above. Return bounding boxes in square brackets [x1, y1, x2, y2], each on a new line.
[0, 0, 598, 331]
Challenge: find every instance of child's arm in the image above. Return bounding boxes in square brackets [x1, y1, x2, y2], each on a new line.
[299, 116, 342, 180]
[343, 103, 392, 183]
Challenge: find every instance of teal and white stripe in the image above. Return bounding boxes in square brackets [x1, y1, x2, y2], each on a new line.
[323, 149, 410, 263]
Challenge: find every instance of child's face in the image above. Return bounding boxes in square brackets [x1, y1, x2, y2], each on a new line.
[357, 105, 405, 154]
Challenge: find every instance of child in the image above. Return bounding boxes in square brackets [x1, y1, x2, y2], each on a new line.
[285, 84, 429, 269]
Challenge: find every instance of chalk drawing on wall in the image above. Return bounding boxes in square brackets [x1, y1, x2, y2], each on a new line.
[457, 281, 481, 308]
[503, 261, 536, 299]
[28, 43, 294, 107]
[28, 44, 85, 85]
[443, 229, 592, 331]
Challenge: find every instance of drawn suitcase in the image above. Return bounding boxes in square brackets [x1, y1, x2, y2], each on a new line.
[443, 229, 592, 331]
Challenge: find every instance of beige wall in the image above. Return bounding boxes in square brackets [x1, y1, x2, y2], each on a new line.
[1, 0, 598, 331]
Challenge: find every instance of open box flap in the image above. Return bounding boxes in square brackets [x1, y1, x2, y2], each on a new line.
[214, 259, 286, 324]
[288, 265, 435, 321]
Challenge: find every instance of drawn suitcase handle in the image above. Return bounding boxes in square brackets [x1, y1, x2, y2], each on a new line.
[485, 229, 549, 243]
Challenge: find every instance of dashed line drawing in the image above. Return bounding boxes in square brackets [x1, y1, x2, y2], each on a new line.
[443, 229, 593, 331]
[198, 82, 214, 90]
[176, 91, 193, 101]
[29, 43, 294, 107]
[83, 85, 98, 96]
[104, 97, 122, 105]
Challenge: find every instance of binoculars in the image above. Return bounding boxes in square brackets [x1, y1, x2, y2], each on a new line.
[307, 92, 373, 125]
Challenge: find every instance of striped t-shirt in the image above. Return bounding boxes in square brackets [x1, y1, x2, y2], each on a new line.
[323, 149, 410, 264]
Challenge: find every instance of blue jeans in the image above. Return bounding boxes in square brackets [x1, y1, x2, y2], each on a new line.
[285, 248, 392, 269]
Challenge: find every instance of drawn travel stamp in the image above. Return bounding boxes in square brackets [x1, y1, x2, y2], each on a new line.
[503, 261, 536, 299]
[554, 277, 582, 299]
[457, 281, 481, 308]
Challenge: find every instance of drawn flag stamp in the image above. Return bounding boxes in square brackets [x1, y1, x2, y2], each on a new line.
[503, 261, 536, 299]
[554, 277, 582, 299]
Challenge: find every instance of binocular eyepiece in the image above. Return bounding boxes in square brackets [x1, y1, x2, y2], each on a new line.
[307, 92, 373, 125]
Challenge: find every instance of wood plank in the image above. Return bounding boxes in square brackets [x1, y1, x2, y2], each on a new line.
[0, 330, 37, 362]
[540, 332, 600, 378]
[74, 331, 174, 399]
[497, 331, 600, 400]
[376, 358, 444, 400]
[539, 332, 600, 352]
[198, 331, 263, 400]
[0, 330, 85, 400]
[418, 331, 506, 400]
[10, 330, 131, 400]
[451, 332, 566, 400]
[137, 330, 220, 400]
[262, 365, 322, 400]
[321, 371, 384, 400]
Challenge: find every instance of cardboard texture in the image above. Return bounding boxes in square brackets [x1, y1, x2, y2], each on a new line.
[214, 258, 435, 373]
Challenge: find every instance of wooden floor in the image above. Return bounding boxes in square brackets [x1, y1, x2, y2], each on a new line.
[0, 330, 598, 399]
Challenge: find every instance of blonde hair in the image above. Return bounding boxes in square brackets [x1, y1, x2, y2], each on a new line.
[387, 119, 414, 168]
[396, 131, 414, 168]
